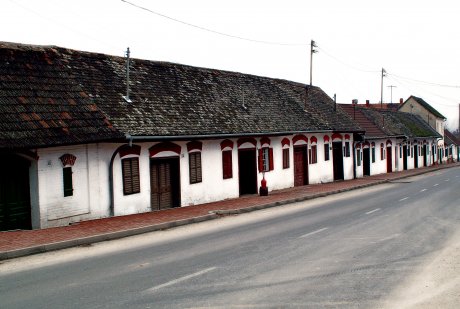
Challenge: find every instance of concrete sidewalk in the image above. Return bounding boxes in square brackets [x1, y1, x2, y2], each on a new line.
[1, 163, 459, 260]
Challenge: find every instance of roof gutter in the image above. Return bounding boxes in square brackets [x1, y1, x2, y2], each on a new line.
[124, 130, 355, 142]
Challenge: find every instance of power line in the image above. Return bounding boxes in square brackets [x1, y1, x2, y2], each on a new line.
[386, 72, 460, 89]
[317, 46, 380, 73]
[121, 0, 308, 47]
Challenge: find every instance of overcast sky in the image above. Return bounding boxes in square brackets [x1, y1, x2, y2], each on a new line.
[3, 0, 460, 130]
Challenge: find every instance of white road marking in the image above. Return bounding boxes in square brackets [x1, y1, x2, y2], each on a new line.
[366, 208, 381, 215]
[420, 189, 427, 192]
[434, 183, 439, 187]
[299, 227, 328, 238]
[145, 267, 217, 292]
[399, 197, 409, 202]
[445, 179, 450, 182]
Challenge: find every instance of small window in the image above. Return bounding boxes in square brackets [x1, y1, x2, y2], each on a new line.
[222, 150, 232, 179]
[63, 167, 73, 197]
[344, 142, 350, 157]
[381, 145, 384, 160]
[371, 147, 376, 163]
[258, 147, 273, 172]
[122, 157, 140, 195]
[357, 150, 361, 166]
[399, 145, 402, 158]
[189, 152, 202, 184]
[324, 144, 330, 161]
[283, 148, 290, 169]
[310, 145, 317, 164]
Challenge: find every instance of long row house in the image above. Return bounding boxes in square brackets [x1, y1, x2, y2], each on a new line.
[0, 42, 454, 231]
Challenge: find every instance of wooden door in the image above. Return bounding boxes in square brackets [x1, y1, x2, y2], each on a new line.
[0, 155, 31, 231]
[363, 148, 370, 176]
[150, 158, 180, 210]
[332, 142, 344, 181]
[294, 146, 308, 186]
[238, 149, 257, 195]
[386, 146, 392, 173]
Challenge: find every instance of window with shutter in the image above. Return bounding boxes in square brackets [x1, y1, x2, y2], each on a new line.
[282, 148, 290, 169]
[222, 150, 232, 179]
[259, 147, 273, 172]
[324, 144, 329, 161]
[63, 167, 73, 197]
[310, 145, 317, 164]
[344, 142, 350, 157]
[189, 152, 202, 184]
[372, 147, 376, 163]
[122, 157, 140, 195]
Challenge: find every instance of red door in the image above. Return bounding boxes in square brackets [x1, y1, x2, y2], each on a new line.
[294, 146, 308, 186]
[386, 146, 392, 173]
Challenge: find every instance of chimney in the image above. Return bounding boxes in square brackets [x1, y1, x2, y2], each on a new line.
[352, 99, 358, 105]
[122, 47, 132, 104]
[399, 98, 404, 104]
[365, 100, 370, 107]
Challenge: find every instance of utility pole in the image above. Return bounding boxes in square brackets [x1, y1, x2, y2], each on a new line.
[380, 68, 386, 107]
[310, 40, 318, 86]
[387, 85, 396, 103]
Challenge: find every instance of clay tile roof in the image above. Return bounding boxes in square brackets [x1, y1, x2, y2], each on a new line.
[339, 104, 386, 139]
[0, 41, 362, 149]
[0, 44, 124, 149]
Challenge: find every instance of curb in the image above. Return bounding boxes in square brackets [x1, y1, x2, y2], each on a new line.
[0, 214, 218, 260]
[1, 164, 458, 260]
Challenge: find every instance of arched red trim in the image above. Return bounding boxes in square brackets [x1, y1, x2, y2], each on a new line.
[187, 141, 202, 152]
[220, 139, 234, 150]
[380, 143, 384, 148]
[281, 137, 290, 147]
[423, 140, 427, 145]
[323, 135, 330, 143]
[356, 143, 362, 149]
[310, 136, 317, 144]
[149, 142, 181, 157]
[386, 139, 392, 146]
[293, 134, 308, 145]
[371, 142, 375, 147]
[363, 141, 370, 147]
[237, 137, 257, 148]
[332, 133, 342, 141]
[119, 144, 141, 158]
[345, 134, 350, 140]
[260, 136, 271, 146]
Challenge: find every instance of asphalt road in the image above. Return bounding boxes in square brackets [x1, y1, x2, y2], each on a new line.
[1, 167, 459, 308]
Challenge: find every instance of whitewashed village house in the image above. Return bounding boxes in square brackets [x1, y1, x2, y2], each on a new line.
[0, 42, 366, 231]
[399, 96, 447, 163]
[340, 103, 441, 177]
[444, 129, 460, 162]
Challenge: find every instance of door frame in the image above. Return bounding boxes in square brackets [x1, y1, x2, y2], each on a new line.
[150, 157, 181, 211]
[293, 145, 309, 186]
[332, 141, 344, 181]
[237, 148, 258, 195]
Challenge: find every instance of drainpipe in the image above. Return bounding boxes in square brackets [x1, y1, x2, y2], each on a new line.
[108, 134, 133, 217]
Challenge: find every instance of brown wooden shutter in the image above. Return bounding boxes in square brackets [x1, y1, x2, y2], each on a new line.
[269, 148, 274, 171]
[122, 158, 140, 195]
[222, 150, 232, 179]
[189, 152, 202, 184]
[258, 149, 263, 172]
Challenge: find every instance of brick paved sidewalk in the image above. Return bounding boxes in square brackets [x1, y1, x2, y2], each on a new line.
[1, 163, 459, 260]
